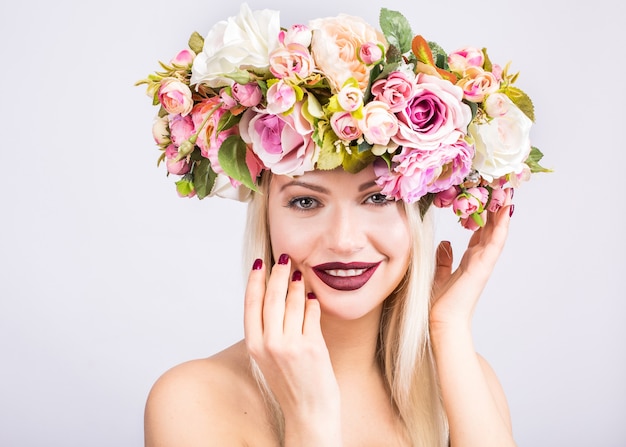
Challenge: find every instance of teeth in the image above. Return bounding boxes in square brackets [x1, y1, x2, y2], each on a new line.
[325, 268, 367, 277]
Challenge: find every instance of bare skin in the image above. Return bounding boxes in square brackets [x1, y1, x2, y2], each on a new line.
[144, 167, 516, 447]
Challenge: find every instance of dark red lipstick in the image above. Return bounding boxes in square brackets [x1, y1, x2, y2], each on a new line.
[312, 261, 381, 291]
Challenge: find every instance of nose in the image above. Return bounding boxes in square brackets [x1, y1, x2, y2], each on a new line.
[324, 204, 365, 255]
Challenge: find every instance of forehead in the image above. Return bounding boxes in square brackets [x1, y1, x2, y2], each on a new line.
[270, 165, 379, 193]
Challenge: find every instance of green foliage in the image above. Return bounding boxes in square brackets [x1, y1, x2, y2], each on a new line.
[192, 158, 217, 199]
[217, 111, 242, 133]
[342, 148, 376, 173]
[428, 41, 449, 70]
[525, 147, 552, 173]
[217, 135, 257, 191]
[379, 8, 413, 54]
[188, 32, 204, 55]
[504, 86, 535, 122]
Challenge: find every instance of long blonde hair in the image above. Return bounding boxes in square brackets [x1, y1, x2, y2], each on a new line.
[242, 173, 449, 446]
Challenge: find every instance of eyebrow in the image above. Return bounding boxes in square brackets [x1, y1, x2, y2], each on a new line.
[280, 179, 379, 193]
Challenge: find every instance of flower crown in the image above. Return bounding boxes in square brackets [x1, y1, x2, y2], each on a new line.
[137, 4, 549, 229]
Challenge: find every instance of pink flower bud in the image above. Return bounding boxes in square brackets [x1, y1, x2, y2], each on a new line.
[232, 82, 262, 107]
[433, 186, 460, 208]
[158, 78, 193, 116]
[330, 112, 362, 141]
[220, 89, 238, 109]
[359, 42, 384, 65]
[165, 144, 191, 175]
[279, 24, 312, 47]
[152, 116, 170, 145]
[486, 187, 507, 212]
[170, 49, 195, 66]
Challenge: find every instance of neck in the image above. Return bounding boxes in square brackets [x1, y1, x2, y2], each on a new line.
[320, 304, 383, 379]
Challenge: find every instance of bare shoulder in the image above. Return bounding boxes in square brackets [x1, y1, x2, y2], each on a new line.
[144, 340, 275, 447]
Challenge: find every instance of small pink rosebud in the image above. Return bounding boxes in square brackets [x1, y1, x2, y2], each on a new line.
[175, 177, 196, 198]
[460, 214, 483, 231]
[171, 49, 195, 66]
[232, 82, 263, 107]
[433, 186, 460, 208]
[486, 187, 507, 212]
[165, 144, 191, 175]
[359, 42, 384, 65]
[220, 89, 238, 110]
[279, 24, 312, 47]
[152, 115, 170, 146]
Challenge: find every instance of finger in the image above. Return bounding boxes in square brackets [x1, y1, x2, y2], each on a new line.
[262, 253, 291, 338]
[283, 270, 306, 334]
[302, 293, 322, 337]
[244, 258, 266, 342]
[433, 240, 453, 292]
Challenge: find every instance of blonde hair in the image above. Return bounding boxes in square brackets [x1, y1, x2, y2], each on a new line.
[242, 174, 449, 446]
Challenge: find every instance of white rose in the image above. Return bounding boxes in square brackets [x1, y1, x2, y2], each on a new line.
[190, 4, 281, 88]
[469, 93, 533, 181]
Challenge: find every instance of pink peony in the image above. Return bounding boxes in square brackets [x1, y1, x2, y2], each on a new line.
[331, 112, 362, 141]
[191, 98, 238, 174]
[165, 144, 191, 175]
[265, 80, 297, 114]
[279, 24, 312, 47]
[433, 185, 461, 208]
[456, 67, 500, 102]
[336, 84, 364, 112]
[371, 70, 416, 113]
[158, 78, 194, 116]
[239, 102, 317, 176]
[358, 101, 398, 150]
[168, 114, 194, 146]
[393, 73, 472, 151]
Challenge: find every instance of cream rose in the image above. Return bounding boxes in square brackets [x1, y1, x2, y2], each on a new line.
[309, 14, 386, 92]
[190, 4, 281, 87]
[469, 93, 533, 181]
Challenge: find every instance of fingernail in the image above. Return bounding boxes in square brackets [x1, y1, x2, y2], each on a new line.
[510, 188, 515, 199]
[278, 253, 289, 265]
[307, 292, 317, 300]
[291, 270, 302, 281]
[509, 204, 515, 217]
[252, 258, 263, 270]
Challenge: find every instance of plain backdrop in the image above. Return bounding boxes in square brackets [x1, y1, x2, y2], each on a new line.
[0, 0, 624, 445]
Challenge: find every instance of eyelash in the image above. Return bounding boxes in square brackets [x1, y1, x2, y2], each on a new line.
[285, 193, 391, 211]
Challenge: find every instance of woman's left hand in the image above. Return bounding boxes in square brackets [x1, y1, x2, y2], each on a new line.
[430, 189, 514, 330]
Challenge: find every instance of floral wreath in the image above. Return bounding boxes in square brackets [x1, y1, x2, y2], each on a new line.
[137, 3, 549, 230]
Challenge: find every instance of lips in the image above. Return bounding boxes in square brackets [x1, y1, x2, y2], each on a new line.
[312, 261, 381, 291]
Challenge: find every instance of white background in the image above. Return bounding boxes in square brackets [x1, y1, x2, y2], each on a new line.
[1, 0, 624, 445]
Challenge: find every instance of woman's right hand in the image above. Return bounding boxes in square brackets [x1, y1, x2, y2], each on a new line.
[244, 254, 343, 446]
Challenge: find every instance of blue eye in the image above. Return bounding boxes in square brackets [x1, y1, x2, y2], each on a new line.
[287, 196, 319, 210]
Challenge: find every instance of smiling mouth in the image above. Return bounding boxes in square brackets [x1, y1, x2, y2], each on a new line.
[312, 261, 381, 291]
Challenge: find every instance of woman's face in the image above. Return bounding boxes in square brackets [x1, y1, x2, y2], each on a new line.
[267, 165, 412, 321]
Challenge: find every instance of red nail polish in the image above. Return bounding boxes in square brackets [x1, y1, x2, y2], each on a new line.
[292, 270, 302, 281]
[509, 204, 515, 217]
[307, 292, 317, 300]
[252, 258, 263, 270]
[510, 188, 515, 199]
[278, 253, 289, 265]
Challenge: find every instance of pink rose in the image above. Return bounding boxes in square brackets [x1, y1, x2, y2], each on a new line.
[358, 101, 399, 151]
[152, 115, 170, 145]
[265, 80, 297, 114]
[448, 47, 484, 74]
[371, 70, 416, 113]
[358, 42, 384, 65]
[433, 186, 461, 208]
[165, 144, 191, 175]
[168, 114, 194, 146]
[240, 102, 317, 176]
[232, 82, 262, 107]
[309, 14, 386, 91]
[393, 74, 472, 151]
[453, 187, 489, 218]
[460, 215, 482, 231]
[158, 78, 194, 116]
[171, 49, 195, 66]
[279, 24, 312, 47]
[331, 112, 362, 141]
[269, 43, 314, 79]
[191, 98, 238, 174]
[456, 67, 500, 102]
[219, 89, 238, 109]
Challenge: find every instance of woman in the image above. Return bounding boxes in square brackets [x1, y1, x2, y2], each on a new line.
[138, 5, 543, 445]
[144, 165, 515, 446]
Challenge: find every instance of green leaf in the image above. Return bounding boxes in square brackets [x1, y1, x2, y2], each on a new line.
[217, 135, 257, 190]
[504, 86, 535, 122]
[342, 147, 376, 173]
[482, 48, 493, 71]
[175, 177, 195, 197]
[192, 158, 217, 199]
[316, 134, 343, 170]
[188, 31, 205, 55]
[525, 147, 552, 174]
[379, 8, 413, 54]
[217, 111, 242, 133]
[428, 41, 449, 70]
